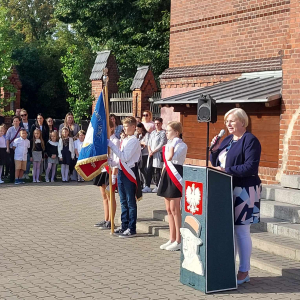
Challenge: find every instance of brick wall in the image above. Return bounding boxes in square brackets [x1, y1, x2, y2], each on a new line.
[277, 0, 300, 179]
[170, 0, 290, 68]
[91, 80, 103, 113]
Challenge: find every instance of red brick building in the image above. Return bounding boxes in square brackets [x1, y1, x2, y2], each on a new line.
[90, 51, 119, 113]
[157, 0, 300, 184]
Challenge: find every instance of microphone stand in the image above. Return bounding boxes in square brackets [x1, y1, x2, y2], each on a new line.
[206, 122, 209, 167]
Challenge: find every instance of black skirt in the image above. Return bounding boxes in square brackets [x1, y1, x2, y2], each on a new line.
[157, 164, 183, 198]
[61, 145, 72, 165]
[93, 171, 109, 187]
[0, 148, 7, 165]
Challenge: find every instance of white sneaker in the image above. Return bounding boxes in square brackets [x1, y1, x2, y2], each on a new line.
[21, 174, 26, 179]
[45, 178, 50, 183]
[152, 186, 158, 193]
[0, 179, 4, 184]
[160, 240, 173, 250]
[33, 179, 36, 183]
[166, 241, 181, 251]
[36, 180, 41, 183]
[51, 179, 55, 183]
[142, 186, 152, 193]
[25, 174, 30, 180]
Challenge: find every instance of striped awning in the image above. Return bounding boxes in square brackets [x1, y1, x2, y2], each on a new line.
[155, 76, 282, 105]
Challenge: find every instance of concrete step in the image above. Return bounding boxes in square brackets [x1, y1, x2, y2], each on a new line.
[251, 228, 300, 261]
[260, 200, 300, 223]
[262, 184, 300, 206]
[136, 217, 300, 280]
[249, 248, 300, 280]
[281, 174, 300, 190]
[253, 216, 300, 240]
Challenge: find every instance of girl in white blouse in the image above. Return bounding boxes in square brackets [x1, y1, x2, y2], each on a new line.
[157, 121, 187, 251]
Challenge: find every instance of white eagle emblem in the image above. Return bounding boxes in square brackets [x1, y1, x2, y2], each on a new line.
[186, 184, 201, 214]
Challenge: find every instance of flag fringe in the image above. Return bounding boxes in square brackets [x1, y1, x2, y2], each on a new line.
[75, 154, 108, 181]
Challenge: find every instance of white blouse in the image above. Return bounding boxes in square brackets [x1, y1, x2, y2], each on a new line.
[165, 138, 187, 166]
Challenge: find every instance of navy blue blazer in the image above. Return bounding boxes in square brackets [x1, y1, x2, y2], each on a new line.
[210, 131, 261, 188]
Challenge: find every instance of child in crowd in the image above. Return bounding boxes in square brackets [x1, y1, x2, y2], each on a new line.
[94, 122, 119, 230]
[13, 129, 30, 184]
[157, 121, 187, 251]
[120, 130, 126, 140]
[30, 128, 45, 183]
[58, 127, 75, 182]
[45, 131, 59, 183]
[74, 130, 85, 182]
[108, 117, 142, 238]
[0, 125, 7, 183]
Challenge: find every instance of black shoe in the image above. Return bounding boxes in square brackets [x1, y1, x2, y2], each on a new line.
[119, 228, 136, 238]
[99, 221, 112, 230]
[114, 226, 124, 234]
[94, 220, 107, 227]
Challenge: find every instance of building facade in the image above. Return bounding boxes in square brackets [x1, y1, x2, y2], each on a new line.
[158, 0, 300, 184]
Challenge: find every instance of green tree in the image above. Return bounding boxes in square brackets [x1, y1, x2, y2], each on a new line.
[0, 7, 18, 115]
[56, 0, 170, 91]
[1, 0, 58, 42]
[60, 43, 95, 123]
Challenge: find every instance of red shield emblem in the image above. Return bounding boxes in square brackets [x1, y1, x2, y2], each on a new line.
[185, 181, 203, 215]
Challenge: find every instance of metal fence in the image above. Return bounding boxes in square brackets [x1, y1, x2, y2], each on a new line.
[110, 93, 133, 118]
[149, 92, 161, 119]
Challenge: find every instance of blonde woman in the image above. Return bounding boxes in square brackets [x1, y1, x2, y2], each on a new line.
[210, 108, 261, 285]
[142, 110, 155, 133]
[59, 112, 80, 138]
[157, 121, 187, 251]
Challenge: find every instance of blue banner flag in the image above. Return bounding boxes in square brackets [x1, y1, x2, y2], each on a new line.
[75, 92, 108, 181]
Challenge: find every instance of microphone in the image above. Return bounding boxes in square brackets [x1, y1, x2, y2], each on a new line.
[209, 129, 225, 151]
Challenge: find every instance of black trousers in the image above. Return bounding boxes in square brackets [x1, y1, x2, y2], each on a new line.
[139, 155, 148, 188]
[9, 149, 15, 182]
[146, 156, 162, 187]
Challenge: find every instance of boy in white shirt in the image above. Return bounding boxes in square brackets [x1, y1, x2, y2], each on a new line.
[74, 130, 85, 182]
[108, 117, 142, 238]
[13, 129, 30, 184]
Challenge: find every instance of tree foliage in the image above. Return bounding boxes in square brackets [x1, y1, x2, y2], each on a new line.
[0, 0, 57, 42]
[0, 7, 18, 115]
[60, 43, 95, 123]
[56, 0, 170, 91]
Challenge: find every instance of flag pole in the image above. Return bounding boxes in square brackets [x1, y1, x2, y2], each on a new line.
[103, 68, 115, 234]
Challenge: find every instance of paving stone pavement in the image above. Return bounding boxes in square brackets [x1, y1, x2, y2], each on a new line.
[0, 182, 300, 300]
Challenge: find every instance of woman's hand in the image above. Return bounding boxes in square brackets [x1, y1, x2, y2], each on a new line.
[59, 158, 62, 161]
[214, 166, 225, 172]
[30, 158, 33, 162]
[52, 154, 56, 159]
[6, 148, 10, 154]
[210, 135, 221, 152]
[149, 150, 153, 157]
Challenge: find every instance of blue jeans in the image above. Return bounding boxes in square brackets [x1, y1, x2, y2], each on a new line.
[118, 169, 137, 233]
[25, 152, 31, 175]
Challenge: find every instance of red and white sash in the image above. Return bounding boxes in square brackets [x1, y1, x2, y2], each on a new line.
[104, 165, 118, 191]
[119, 161, 138, 187]
[162, 145, 183, 192]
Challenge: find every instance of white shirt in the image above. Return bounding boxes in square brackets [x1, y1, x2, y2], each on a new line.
[0, 136, 6, 148]
[74, 139, 83, 158]
[102, 134, 120, 172]
[165, 138, 187, 166]
[22, 122, 28, 130]
[109, 135, 140, 169]
[13, 137, 30, 161]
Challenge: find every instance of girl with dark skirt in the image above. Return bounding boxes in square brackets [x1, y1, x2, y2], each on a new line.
[157, 121, 187, 251]
[58, 127, 75, 182]
[93, 121, 120, 230]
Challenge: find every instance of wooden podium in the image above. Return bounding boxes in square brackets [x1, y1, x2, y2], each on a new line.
[180, 166, 237, 293]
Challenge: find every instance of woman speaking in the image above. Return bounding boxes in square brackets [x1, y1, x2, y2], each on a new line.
[210, 108, 261, 285]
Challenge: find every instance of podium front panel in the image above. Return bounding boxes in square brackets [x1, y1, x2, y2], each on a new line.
[180, 166, 207, 293]
[180, 166, 237, 294]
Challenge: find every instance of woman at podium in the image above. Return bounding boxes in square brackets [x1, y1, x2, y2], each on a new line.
[210, 108, 261, 286]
